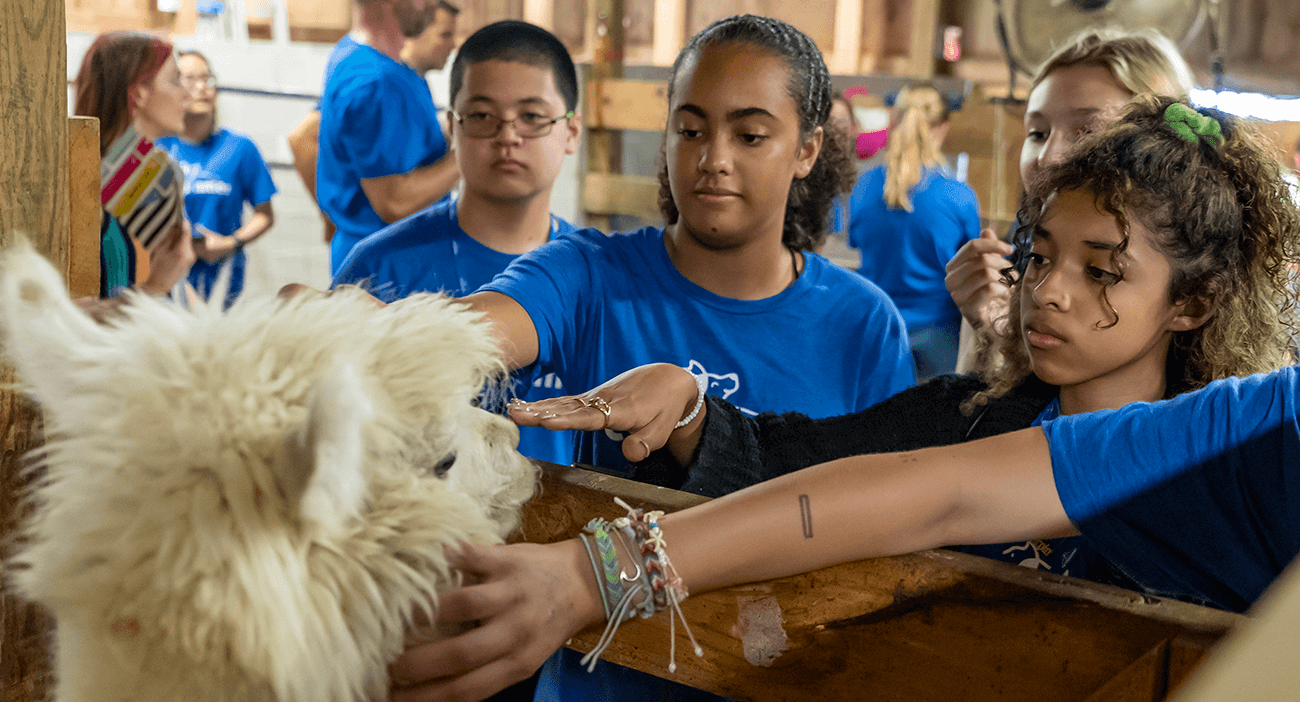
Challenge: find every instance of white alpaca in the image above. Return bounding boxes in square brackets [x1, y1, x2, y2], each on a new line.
[0, 243, 537, 702]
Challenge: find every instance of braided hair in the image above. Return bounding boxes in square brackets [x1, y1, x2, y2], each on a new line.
[656, 14, 856, 252]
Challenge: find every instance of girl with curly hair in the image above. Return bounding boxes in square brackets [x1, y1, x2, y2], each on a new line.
[450, 14, 914, 473]
[509, 96, 1299, 586]
[947, 28, 1197, 369]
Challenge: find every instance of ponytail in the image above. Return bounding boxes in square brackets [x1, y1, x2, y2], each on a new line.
[883, 84, 949, 211]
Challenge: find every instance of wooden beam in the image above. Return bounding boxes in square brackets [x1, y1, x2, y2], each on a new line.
[582, 0, 626, 230]
[2, 1, 67, 700]
[523, 0, 554, 31]
[829, 0, 863, 76]
[905, 0, 939, 79]
[582, 173, 661, 222]
[583, 79, 668, 131]
[859, 0, 886, 74]
[521, 464, 1240, 701]
[652, 0, 686, 67]
[68, 117, 102, 299]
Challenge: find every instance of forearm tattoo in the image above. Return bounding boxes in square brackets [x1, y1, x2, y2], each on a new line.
[799, 494, 813, 538]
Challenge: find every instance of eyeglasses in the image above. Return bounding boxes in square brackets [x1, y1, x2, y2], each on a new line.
[452, 110, 574, 139]
[180, 74, 218, 90]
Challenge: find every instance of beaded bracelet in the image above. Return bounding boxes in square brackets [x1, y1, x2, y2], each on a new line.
[675, 369, 709, 429]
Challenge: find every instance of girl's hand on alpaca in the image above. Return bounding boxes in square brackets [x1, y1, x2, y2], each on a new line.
[508, 363, 704, 464]
[944, 227, 1014, 331]
[389, 540, 602, 702]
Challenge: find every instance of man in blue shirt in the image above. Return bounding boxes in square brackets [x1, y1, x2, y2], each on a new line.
[315, 0, 460, 273]
[287, 1, 460, 246]
[333, 20, 582, 466]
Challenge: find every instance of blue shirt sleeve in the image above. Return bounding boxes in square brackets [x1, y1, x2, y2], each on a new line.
[1042, 367, 1300, 611]
[480, 232, 599, 371]
[336, 74, 447, 180]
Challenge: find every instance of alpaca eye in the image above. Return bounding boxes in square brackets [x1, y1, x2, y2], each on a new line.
[432, 453, 456, 478]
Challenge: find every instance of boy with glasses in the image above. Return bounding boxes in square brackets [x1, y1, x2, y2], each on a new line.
[332, 20, 582, 466]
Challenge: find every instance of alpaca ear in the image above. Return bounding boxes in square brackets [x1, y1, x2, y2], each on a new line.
[0, 240, 114, 408]
[282, 360, 374, 529]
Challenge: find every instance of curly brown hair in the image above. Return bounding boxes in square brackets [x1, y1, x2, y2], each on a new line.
[967, 95, 1300, 412]
[655, 14, 857, 252]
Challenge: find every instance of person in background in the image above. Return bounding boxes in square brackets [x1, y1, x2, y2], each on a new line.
[314, 0, 460, 273]
[825, 91, 860, 239]
[73, 31, 195, 301]
[332, 20, 581, 467]
[945, 28, 1196, 372]
[287, 0, 461, 247]
[400, 0, 459, 75]
[850, 83, 980, 380]
[158, 51, 276, 306]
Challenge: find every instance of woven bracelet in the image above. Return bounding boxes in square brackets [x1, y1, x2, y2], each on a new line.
[583, 519, 625, 621]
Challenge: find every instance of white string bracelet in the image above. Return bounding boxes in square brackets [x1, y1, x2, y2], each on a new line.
[675, 369, 708, 429]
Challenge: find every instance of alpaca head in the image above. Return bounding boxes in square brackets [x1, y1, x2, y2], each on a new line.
[0, 242, 537, 702]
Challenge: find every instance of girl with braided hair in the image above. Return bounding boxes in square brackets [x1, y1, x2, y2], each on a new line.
[391, 98, 1300, 701]
[850, 83, 981, 380]
[452, 13, 912, 473]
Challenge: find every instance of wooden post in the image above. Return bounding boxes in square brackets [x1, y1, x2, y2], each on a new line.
[829, 0, 863, 75]
[1, 1, 67, 700]
[582, 0, 625, 231]
[860, 0, 885, 74]
[68, 117, 102, 299]
[524, 0, 554, 31]
[652, 0, 685, 67]
[905, 0, 939, 79]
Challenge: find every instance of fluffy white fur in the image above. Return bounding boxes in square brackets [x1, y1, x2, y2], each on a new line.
[0, 242, 537, 702]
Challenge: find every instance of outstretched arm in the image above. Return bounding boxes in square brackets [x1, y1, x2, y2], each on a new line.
[391, 426, 1068, 701]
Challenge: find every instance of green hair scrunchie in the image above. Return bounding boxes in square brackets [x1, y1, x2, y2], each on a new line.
[1164, 103, 1225, 150]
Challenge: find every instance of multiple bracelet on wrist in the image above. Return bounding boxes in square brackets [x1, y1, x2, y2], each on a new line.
[578, 497, 703, 674]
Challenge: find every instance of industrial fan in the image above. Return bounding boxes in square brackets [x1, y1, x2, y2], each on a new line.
[996, 0, 1216, 77]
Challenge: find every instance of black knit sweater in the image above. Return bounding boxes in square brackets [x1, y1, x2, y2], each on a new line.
[631, 373, 1058, 498]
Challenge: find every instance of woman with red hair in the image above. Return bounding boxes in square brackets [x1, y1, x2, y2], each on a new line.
[74, 31, 195, 299]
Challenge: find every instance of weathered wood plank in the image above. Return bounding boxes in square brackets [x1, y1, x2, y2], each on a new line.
[521, 463, 1241, 702]
[67, 116, 101, 299]
[583, 79, 668, 132]
[2, 3, 66, 701]
[581, 173, 662, 222]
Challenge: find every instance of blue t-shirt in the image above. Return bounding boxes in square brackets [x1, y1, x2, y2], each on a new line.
[849, 165, 980, 332]
[959, 398, 1109, 582]
[158, 128, 277, 301]
[1043, 366, 1300, 612]
[317, 36, 448, 274]
[331, 198, 577, 465]
[481, 226, 915, 472]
